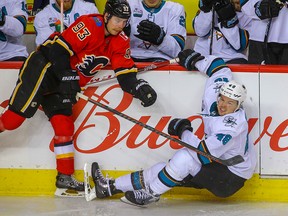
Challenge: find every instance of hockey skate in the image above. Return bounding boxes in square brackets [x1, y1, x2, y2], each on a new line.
[91, 162, 122, 198]
[54, 173, 85, 198]
[120, 187, 160, 207]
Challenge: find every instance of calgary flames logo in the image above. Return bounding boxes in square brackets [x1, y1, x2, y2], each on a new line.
[76, 55, 110, 77]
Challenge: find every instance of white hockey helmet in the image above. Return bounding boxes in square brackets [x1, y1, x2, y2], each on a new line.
[219, 80, 247, 110]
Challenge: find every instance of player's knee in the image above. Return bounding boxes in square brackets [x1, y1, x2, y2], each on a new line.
[1, 109, 25, 131]
[50, 114, 74, 136]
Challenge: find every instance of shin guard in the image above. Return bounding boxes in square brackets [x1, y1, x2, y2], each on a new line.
[51, 115, 75, 175]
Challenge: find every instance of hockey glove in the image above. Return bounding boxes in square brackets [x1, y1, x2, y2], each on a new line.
[168, 118, 193, 139]
[134, 20, 166, 45]
[177, 49, 205, 71]
[214, 1, 239, 28]
[132, 79, 157, 107]
[199, 0, 217, 12]
[57, 70, 81, 104]
[254, 0, 283, 20]
[0, 8, 6, 26]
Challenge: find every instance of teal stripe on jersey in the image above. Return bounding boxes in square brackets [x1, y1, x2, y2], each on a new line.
[197, 141, 213, 165]
[206, 58, 227, 77]
[15, 16, 27, 33]
[172, 34, 185, 50]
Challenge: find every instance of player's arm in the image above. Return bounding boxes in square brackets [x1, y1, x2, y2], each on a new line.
[0, 0, 28, 37]
[217, 14, 250, 52]
[193, 10, 213, 37]
[156, 4, 187, 58]
[111, 34, 157, 107]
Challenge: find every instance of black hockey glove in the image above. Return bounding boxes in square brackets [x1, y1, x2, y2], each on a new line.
[57, 70, 81, 104]
[177, 49, 204, 71]
[199, 0, 217, 12]
[123, 23, 131, 37]
[134, 20, 166, 45]
[214, 1, 239, 28]
[168, 118, 193, 139]
[132, 79, 157, 107]
[0, 8, 6, 26]
[254, 0, 283, 20]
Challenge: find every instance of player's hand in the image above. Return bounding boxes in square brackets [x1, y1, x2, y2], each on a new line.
[134, 20, 166, 45]
[0, 8, 6, 26]
[168, 118, 193, 139]
[132, 79, 157, 107]
[214, 1, 239, 28]
[254, 0, 283, 20]
[199, 0, 217, 12]
[57, 70, 81, 104]
[177, 49, 204, 71]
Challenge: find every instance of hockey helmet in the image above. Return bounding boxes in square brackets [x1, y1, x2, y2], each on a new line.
[104, 0, 131, 19]
[219, 80, 247, 110]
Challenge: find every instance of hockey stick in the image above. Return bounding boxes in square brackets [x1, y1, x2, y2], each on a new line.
[85, 58, 179, 86]
[77, 93, 244, 166]
[60, 0, 64, 33]
[263, 17, 272, 64]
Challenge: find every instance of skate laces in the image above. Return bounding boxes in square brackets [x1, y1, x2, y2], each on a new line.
[134, 187, 156, 200]
[71, 175, 83, 186]
[96, 168, 112, 196]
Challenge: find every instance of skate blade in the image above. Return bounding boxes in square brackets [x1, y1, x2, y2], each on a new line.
[84, 163, 97, 201]
[54, 188, 85, 198]
[120, 196, 147, 208]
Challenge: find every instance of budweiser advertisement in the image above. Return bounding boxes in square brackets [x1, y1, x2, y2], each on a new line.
[0, 65, 287, 177]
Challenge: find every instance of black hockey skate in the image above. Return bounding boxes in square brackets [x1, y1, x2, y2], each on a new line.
[91, 162, 121, 198]
[121, 187, 160, 207]
[55, 173, 84, 197]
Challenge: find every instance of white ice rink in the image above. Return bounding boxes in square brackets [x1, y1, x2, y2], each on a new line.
[1, 196, 288, 216]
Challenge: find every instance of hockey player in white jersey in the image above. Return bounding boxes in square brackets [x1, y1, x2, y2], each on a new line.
[33, 0, 99, 46]
[84, 49, 257, 206]
[240, 0, 287, 64]
[127, 0, 186, 62]
[0, 0, 28, 61]
[193, 0, 252, 63]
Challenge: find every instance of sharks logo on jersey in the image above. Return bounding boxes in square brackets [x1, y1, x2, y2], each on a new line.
[223, 116, 237, 128]
[76, 55, 109, 77]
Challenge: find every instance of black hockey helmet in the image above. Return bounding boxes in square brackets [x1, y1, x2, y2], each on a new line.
[104, 0, 131, 19]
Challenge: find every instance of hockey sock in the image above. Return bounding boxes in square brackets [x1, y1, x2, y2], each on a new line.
[51, 115, 75, 175]
[150, 166, 182, 195]
[0, 109, 25, 131]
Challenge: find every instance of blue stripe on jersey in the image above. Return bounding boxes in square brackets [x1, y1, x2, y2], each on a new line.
[206, 58, 227, 77]
[15, 16, 27, 33]
[158, 168, 181, 188]
[131, 171, 145, 190]
[239, 0, 249, 7]
[238, 29, 249, 52]
[172, 34, 185, 50]
[197, 141, 213, 165]
[245, 134, 249, 154]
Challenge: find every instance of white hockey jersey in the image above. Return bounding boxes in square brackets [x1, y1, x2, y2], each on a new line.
[128, 0, 186, 60]
[33, 0, 99, 46]
[0, 0, 28, 61]
[181, 56, 257, 179]
[193, 10, 251, 62]
[241, 0, 288, 43]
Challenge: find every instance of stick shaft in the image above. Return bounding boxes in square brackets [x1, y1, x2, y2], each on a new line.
[60, 0, 64, 33]
[77, 93, 244, 166]
[85, 58, 179, 86]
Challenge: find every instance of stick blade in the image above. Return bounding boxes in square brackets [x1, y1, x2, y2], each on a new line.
[222, 155, 244, 166]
